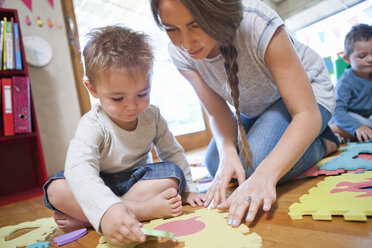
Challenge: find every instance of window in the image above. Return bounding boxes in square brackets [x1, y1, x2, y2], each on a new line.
[73, 0, 209, 137]
[286, 0, 372, 84]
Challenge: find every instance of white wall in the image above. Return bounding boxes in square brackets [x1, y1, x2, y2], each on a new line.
[3, 0, 81, 176]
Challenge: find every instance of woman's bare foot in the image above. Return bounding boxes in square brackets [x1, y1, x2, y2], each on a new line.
[53, 212, 91, 233]
[124, 188, 183, 221]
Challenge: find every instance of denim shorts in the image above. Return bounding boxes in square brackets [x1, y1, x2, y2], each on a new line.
[43, 162, 186, 213]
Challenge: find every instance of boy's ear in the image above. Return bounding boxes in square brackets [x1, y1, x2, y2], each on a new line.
[84, 80, 98, 98]
[343, 55, 351, 65]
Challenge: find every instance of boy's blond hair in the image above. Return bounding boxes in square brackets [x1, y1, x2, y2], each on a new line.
[82, 25, 154, 84]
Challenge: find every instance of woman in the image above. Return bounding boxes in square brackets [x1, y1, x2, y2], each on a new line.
[151, 0, 339, 226]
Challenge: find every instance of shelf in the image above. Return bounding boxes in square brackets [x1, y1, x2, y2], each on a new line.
[0, 187, 44, 205]
[0, 132, 37, 142]
[0, 7, 47, 206]
[0, 70, 27, 77]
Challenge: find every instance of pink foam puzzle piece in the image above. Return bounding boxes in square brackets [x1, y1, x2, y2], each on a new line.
[358, 153, 372, 161]
[53, 228, 87, 246]
[295, 165, 345, 179]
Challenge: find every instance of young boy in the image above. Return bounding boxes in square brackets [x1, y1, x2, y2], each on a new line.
[43, 25, 204, 245]
[330, 23, 372, 143]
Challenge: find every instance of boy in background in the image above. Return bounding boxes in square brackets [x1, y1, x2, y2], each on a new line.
[330, 23, 372, 143]
[43, 25, 204, 245]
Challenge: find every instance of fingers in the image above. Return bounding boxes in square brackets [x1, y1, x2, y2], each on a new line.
[219, 181, 227, 203]
[118, 223, 143, 243]
[204, 182, 221, 208]
[226, 195, 273, 227]
[263, 198, 272, 212]
[245, 196, 262, 223]
[227, 195, 252, 227]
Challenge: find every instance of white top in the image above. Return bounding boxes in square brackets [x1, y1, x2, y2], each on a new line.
[169, 0, 335, 117]
[64, 104, 197, 232]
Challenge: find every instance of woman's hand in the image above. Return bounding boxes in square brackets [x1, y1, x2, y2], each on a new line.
[356, 125, 372, 142]
[182, 192, 205, 207]
[204, 153, 246, 209]
[217, 171, 276, 227]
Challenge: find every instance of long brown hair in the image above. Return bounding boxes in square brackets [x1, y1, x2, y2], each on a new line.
[151, 0, 252, 167]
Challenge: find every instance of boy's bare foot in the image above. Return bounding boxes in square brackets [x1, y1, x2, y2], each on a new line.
[324, 138, 338, 157]
[125, 188, 183, 221]
[53, 212, 91, 233]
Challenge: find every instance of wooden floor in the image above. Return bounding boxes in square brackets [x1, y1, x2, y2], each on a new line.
[1, 175, 371, 248]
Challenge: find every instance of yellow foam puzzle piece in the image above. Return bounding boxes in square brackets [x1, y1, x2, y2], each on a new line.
[289, 171, 372, 221]
[97, 208, 262, 248]
[0, 217, 57, 248]
[144, 208, 261, 248]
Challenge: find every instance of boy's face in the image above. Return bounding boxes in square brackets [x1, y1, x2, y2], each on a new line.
[85, 70, 151, 130]
[344, 39, 372, 79]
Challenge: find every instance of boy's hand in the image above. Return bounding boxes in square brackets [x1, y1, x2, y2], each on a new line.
[356, 125, 372, 142]
[100, 202, 145, 245]
[182, 192, 205, 207]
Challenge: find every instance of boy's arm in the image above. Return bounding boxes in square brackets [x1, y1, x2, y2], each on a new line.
[64, 118, 122, 233]
[152, 108, 198, 193]
[332, 79, 364, 135]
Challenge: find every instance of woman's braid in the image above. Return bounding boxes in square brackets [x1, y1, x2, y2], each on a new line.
[220, 45, 252, 168]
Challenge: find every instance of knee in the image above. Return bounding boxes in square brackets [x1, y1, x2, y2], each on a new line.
[46, 179, 70, 207]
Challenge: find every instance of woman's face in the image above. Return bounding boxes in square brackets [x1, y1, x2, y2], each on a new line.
[158, 0, 220, 59]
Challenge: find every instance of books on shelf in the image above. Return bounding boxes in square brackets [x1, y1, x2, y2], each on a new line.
[1, 16, 22, 71]
[1, 76, 32, 136]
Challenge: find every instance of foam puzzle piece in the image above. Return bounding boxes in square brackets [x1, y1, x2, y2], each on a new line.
[54, 228, 87, 245]
[289, 171, 372, 221]
[0, 217, 57, 248]
[140, 227, 175, 239]
[26, 241, 51, 248]
[319, 142, 372, 171]
[144, 208, 261, 247]
[97, 235, 158, 248]
[97, 208, 261, 248]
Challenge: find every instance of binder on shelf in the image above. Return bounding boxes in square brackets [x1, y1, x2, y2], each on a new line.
[2, 17, 6, 70]
[5, 18, 13, 70]
[13, 22, 22, 70]
[0, 79, 2, 136]
[12, 76, 31, 133]
[0, 20, 4, 70]
[2, 78, 14, 136]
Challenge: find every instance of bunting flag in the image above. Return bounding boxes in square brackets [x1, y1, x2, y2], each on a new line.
[364, 5, 372, 19]
[332, 26, 341, 39]
[323, 56, 334, 74]
[317, 31, 325, 44]
[22, 0, 32, 11]
[347, 15, 358, 26]
[47, 0, 54, 8]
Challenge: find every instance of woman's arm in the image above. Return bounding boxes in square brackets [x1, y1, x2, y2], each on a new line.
[258, 26, 321, 182]
[179, 69, 246, 206]
[218, 26, 322, 226]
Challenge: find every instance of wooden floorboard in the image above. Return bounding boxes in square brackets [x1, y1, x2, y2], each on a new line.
[1, 174, 371, 248]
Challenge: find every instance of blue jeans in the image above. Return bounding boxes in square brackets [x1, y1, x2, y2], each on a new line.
[205, 99, 334, 185]
[43, 162, 186, 213]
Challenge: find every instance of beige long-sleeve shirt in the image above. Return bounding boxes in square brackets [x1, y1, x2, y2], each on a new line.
[64, 104, 197, 232]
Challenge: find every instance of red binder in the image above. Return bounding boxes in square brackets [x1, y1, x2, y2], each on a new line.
[1, 78, 14, 136]
[12, 76, 31, 133]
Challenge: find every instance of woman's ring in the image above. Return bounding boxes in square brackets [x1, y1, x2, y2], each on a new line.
[243, 196, 252, 204]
